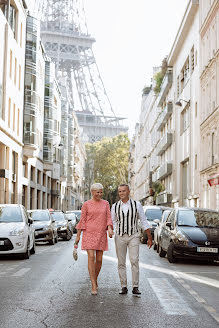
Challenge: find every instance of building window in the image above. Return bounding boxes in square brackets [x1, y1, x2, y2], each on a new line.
[37, 170, 41, 184]
[18, 65, 21, 90]
[13, 103, 15, 131]
[212, 132, 215, 165]
[9, 50, 12, 79]
[180, 104, 190, 134]
[14, 57, 17, 85]
[0, 3, 17, 38]
[17, 108, 20, 135]
[31, 166, 35, 182]
[20, 23, 23, 47]
[8, 98, 11, 127]
[180, 56, 189, 90]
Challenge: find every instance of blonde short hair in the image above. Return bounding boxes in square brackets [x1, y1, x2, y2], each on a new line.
[90, 183, 103, 191]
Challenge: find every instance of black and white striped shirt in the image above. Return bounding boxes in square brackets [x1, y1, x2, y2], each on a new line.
[111, 199, 151, 236]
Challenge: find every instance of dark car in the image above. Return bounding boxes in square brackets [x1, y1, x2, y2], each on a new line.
[65, 212, 78, 234]
[159, 207, 219, 263]
[50, 210, 72, 241]
[140, 206, 171, 243]
[28, 209, 58, 245]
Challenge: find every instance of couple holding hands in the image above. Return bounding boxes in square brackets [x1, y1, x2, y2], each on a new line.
[75, 183, 152, 295]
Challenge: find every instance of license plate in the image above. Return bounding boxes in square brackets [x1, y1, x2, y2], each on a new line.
[0, 241, 4, 245]
[197, 247, 218, 253]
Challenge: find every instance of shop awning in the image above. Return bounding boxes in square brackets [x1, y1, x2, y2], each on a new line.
[208, 174, 219, 186]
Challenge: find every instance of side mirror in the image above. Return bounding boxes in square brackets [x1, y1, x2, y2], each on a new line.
[153, 219, 160, 225]
[28, 217, 33, 225]
[52, 219, 56, 223]
[166, 222, 171, 228]
[67, 218, 72, 222]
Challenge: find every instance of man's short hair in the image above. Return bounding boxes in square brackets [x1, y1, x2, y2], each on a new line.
[118, 184, 130, 190]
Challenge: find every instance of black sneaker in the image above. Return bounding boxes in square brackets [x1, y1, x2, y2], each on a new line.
[132, 287, 141, 295]
[119, 287, 128, 295]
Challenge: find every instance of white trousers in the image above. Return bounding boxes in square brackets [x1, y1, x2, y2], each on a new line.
[115, 233, 140, 288]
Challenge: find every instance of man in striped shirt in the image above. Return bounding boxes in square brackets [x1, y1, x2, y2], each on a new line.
[111, 184, 152, 295]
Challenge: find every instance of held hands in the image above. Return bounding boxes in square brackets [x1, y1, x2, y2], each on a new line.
[147, 237, 153, 249]
[108, 227, 114, 238]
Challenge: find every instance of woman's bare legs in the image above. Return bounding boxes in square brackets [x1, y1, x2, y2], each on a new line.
[87, 250, 97, 293]
[95, 250, 103, 287]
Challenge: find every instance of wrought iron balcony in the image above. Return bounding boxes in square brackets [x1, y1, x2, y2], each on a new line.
[156, 191, 172, 205]
[156, 133, 173, 156]
[157, 102, 173, 131]
[157, 162, 172, 180]
[157, 69, 173, 107]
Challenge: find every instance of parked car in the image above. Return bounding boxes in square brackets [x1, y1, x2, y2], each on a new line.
[65, 212, 78, 234]
[68, 210, 81, 221]
[159, 207, 219, 263]
[0, 204, 35, 259]
[28, 209, 58, 245]
[140, 206, 171, 243]
[50, 210, 72, 240]
[153, 209, 171, 251]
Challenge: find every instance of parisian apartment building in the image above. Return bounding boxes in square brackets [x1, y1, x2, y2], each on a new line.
[129, 0, 219, 211]
[0, 1, 85, 210]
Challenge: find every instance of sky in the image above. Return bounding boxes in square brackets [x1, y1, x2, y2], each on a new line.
[84, 0, 189, 136]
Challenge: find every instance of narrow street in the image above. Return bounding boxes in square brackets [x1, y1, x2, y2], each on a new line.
[0, 237, 219, 328]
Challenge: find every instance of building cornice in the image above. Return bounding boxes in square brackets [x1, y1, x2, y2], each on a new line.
[200, 107, 219, 130]
[168, 0, 199, 66]
[0, 123, 23, 147]
[200, 0, 219, 37]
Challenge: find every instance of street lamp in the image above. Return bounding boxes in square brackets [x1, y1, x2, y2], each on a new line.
[175, 99, 190, 107]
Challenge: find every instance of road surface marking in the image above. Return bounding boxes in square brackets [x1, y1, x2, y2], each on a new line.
[176, 276, 219, 324]
[12, 268, 31, 277]
[148, 278, 195, 316]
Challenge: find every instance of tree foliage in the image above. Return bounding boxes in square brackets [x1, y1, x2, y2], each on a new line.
[85, 133, 130, 205]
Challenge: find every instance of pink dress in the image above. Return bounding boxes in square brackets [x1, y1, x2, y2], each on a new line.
[76, 199, 113, 251]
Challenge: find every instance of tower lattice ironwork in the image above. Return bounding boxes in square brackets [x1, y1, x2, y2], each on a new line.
[34, 0, 128, 142]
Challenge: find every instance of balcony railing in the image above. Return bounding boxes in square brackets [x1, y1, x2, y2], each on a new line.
[51, 189, 61, 197]
[157, 69, 173, 107]
[157, 162, 172, 180]
[156, 192, 172, 205]
[157, 102, 173, 131]
[156, 133, 173, 156]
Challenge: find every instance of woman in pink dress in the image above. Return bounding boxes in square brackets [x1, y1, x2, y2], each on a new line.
[75, 183, 113, 295]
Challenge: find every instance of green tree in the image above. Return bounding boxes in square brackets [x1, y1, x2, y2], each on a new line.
[85, 133, 130, 205]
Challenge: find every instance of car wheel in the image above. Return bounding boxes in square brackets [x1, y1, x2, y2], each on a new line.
[49, 234, 55, 245]
[30, 240, 36, 254]
[55, 235, 58, 243]
[153, 243, 157, 251]
[167, 242, 177, 263]
[67, 230, 72, 240]
[23, 239, 30, 259]
[156, 242, 159, 253]
[159, 245, 166, 258]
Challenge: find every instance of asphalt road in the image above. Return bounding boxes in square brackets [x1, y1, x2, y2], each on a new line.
[0, 236, 219, 328]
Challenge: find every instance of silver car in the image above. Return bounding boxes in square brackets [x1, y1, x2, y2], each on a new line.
[0, 204, 35, 259]
[28, 209, 58, 245]
[153, 209, 171, 252]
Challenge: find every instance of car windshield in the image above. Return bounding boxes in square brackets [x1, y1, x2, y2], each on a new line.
[51, 211, 65, 221]
[30, 211, 50, 221]
[66, 213, 76, 220]
[0, 206, 23, 223]
[145, 209, 163, 221]
[177, 210, 219, 228]
[73, 211, 81, 220]
[162, 210, 171, 222]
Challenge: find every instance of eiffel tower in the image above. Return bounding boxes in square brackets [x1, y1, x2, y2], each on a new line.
[34, 0, 128, 143]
